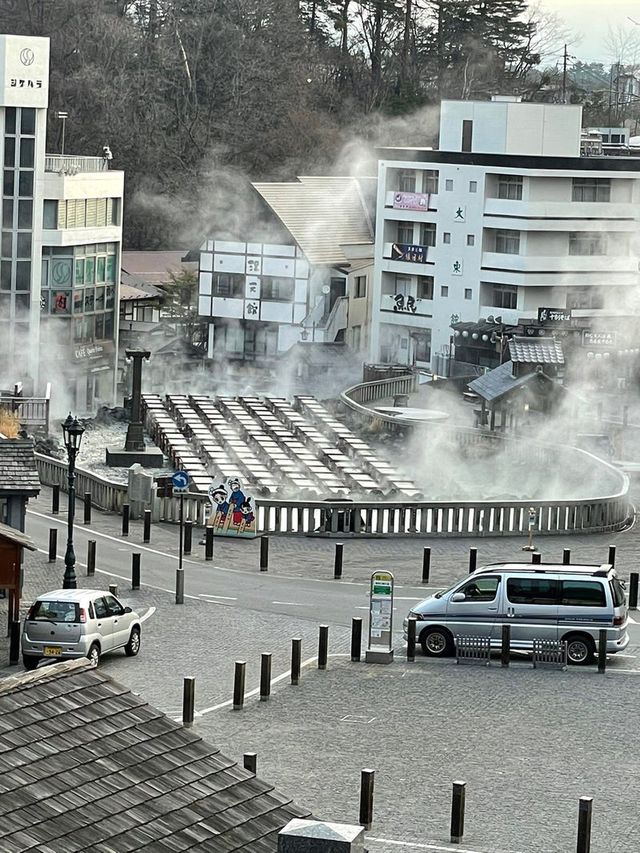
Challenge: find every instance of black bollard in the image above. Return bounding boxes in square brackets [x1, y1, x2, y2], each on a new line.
[359, 769, 375, 830]
[563, 548, 571, 565]
[318, 625, 329, 670]
[243, 753, 257, 774]
[351, 617, 362, 662]
[532, 552, 542, 564]
[291, 638, 302, 685]
[184, 520, 192, 555]
[233, 661, 246, 710]
[9, 620, 20, 666]
[143, 509, 151, 544]
[182, 676, 195, 727]
[260, 536, 269, 572]
[175, 568, 184, 605]
[501, 624, 511, 668]
[334, 542, 343, 579]
[260, 652, 272, 701]
[608, 545, 616, 567]
[407, 617, 416, 663]
[422, 547, 431, 584]
[87, 540, 96, 577]
[629, 572, 639, 610]
[597, 629, 607, 673]
[576, 796, 593, 853]
[48, 528, 57, 562]
[205, 526, 213, 561]
[450, 781, 466, 844]
[131, 553, 141, 590]
[468, 548, 477, 574]
[109, 583, 118, 597]
[84, 492, 91, 525]
[122, 503, 130, 537]
[52, 484, 60, 515]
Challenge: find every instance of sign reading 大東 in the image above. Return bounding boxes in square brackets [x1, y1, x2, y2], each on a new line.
[0, 35, 50, 108]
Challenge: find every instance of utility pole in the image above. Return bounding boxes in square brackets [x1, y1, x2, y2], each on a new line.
[562, 44, 568, 103]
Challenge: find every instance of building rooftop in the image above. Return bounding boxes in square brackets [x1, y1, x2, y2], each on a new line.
[0, 659, 310, 852]
[0, 520, 36, 551]
[120, 272, 164, 302]
[0, 439, 40, 495]
[509, 337, 564, 365]
[121, 251, 197, 284]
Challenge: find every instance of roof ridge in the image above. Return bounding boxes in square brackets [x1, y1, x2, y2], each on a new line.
[0, 658, 93, 696]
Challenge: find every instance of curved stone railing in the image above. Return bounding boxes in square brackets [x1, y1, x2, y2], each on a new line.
[341, 374, 418, 427]
[35, 453, 128, 513]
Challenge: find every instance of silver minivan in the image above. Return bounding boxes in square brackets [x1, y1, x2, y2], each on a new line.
[403, 562, 628, 665]
[22, 589, 142, 670]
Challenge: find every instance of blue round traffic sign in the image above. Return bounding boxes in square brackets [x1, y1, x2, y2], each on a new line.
[172, 471, 189, 489]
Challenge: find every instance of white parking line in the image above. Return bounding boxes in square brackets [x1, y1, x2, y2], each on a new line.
[198, 594, 237, 601]
[139, 606, 156, 624]
[271, 601, 312, 606]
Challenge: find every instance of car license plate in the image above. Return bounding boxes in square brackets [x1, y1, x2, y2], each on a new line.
[43, 646, 62, 656]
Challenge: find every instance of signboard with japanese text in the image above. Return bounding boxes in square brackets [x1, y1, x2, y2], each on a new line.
[391, 243, 428, 264]
[392, 191, 430, 212]
[0, 35, 49, 108]
[367, 571, 394, 649]
[538, 307, 572, 325]
[583, 331, 616, 348]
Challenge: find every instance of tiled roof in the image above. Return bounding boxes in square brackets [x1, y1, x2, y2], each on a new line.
[251, 177, 374, 266]
[468, 361, 550, 403]
[0, 521, 36, 550]
[0, 439, 40, 495]
[120, 272, 163, 301]
[0, 660, 310, 853]
[508, 336, 564, 364]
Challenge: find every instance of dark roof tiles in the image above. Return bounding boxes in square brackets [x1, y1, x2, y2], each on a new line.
[508, 336, 564, 364]
[0, 439, 40, 494]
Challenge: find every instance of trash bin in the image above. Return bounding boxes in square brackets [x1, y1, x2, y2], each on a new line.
[393, 394, 409, 408]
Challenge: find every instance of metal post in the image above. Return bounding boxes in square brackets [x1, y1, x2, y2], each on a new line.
[563, 548, 571, 565]
[9, 620, 20, 665]
[131, 553, 140, 590]
[182, 676, 195, 727]
[318, 625, 329, 670]
[48, 528, 57, 562]
[468, 547, 477, 574]
[233, 661, 246, 710]
[407, 617, 416, 662]
[260, 652, 272, 701]
[260, 536, 269, 571]
[422, 547, 431, 583]
[351, 617, 362, 662]
[143, 509, 151, 544]
[608, 545, 616, 567]
[83, 492, 91, 525]
[178, 494, 184, 574]
[334, 542, 343, 579]
[501, 624, 510, 668]
[122, 503, 130, 537]
[532, 552, 542, 564]
[359, 769, 375, 830]
[205, 526, 213, 561]
[598, 629, 607, 673]
[184, 520, 193, 555]
[175, 568, 184, 604]
[52, 484, 59, 515]
[291, 638, 302, 685]
[243, 753, 257, 774]
[629, 572, 638, 610]
[63, 443, 78, 590]
[576, 796, 593, 853]
[108, 583, 118, 597]
[87, 540, 96, 577]
[450, 781, 466, 844]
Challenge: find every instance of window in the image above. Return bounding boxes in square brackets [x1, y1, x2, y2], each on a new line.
[441, 285, 448, 297]
[495, 229, 520, 254]
[610, 578, 625, 607]
[16, 233, 31, 258]
[572, 178, 610, 202]
[443, 232, 451, 244]
[497, 175, 523, 200]
[4, 137, 14, 167]
[507, 577, 558, 605]
[20, 108, 36, 135]
[461, 119, 473, 152]
[417, 276, 433, 300]
[569, 232, 606, 256]
[394, 274, 410, 295]
[491, 284, 518, 309]
[424, 170, 439, 194]
[398, 170, 416, 192]
[445, 179, 453, 191]
[18, 171, 33, 197]
[397, 223, 414, 244]
[261, 277, 294, 301]
[469, 181, 477, 193]
[2, 200, 12, 229]
[464, 288, 472, 300]
[566, 288, 603, 310]
[467, 234, 475, 246]
[5, 107, 15, 134]
[421, 222, 436, 247]
[354, 275, 366, 298]
[1, 232, 12, 257]
[15, 261, 30, 291]
[93, 597, 108, 619]
[560, 581, 606, 607]
[17, 200, 32, 229]
[29, 600, 80, 622]
[19, 137, 34, 168]
[458, 576, 500, 601]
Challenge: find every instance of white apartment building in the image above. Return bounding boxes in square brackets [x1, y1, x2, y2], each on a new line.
[0, 34, 124, 412]
[370, 96, 640, 368]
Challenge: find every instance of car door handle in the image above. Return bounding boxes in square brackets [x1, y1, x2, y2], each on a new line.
[488, 607, 498, 611]
[97, 622, 102, 627]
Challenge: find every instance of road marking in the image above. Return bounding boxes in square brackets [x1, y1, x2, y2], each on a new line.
[394, 597, 423, 601]
[271, 601, 312, 606]
[199, 594, 238, 601]
[367, 838, 521, 853]
[139, 606, 156, 624]
[628, 616, 637, 624]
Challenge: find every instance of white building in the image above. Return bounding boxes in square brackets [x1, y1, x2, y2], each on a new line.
[370, 96, 640, 368]
[0, 33, 124, 412]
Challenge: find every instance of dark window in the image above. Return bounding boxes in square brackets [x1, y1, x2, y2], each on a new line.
[18, 171, 33, 197]
[560, 580, 606, 607]
[417, 276, 433, 300]
[610, 578, 625, 607]
[16, 233, 31, 258]
[497, 176, 523, 200]
[421, 222, 436, 247]
[397, 223, 413, 245]
[84, 288, 95, 312]
[5, 107, 16, 135]
[261, 277, 294, 301]
[424, 170, 439, 194]
[462, 119, 473, 152]
[569, 232, 606, 256]
[495, 230, 520, 254]
[566, 287, 603, 310]
[17, 200, 32, 229]
[105, 595, 124, 616]
[15, 293, 30, 315]
[93, 597, 108, 619]
[441, 285, 448, 297]
[95, 313, 104, 338]
[3, 170, 14, 196]
[491, 284, 518, 309]
[30, 600, 80, 622]
[0, 261, 11, 290]
[507, 577, 558, 605]
[4, 136, 15, 167]
[20, 108, 36, 135]
[464, 288, 472, 300]
[572, 178, 610, 202]
[43, 200, 57, 229]
[19, 137, 34, 168]
[15, 262, 30, 291]
[355, 276, 367, 298]
[212, 272, 244, 298]
[1, 232, 12, 257]
[458, 576, 500, 601]
[2, 199, 12, 229]
[398, 170, 415, 192]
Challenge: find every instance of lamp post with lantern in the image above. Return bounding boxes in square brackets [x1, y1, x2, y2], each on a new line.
[62, 413, 85, 590]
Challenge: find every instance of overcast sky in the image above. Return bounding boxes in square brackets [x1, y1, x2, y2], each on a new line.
[540, 0, 640, 63]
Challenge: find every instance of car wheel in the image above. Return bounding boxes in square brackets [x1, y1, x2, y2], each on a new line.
[23, 656, 40, 671]
[124, 627, 141, 657]
[420, 627, 454, 657]
[564, 633, 595, 665]
[87, 643, 101, 667]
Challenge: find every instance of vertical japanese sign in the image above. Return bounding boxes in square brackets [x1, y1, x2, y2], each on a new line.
[368, 570, 394, 652]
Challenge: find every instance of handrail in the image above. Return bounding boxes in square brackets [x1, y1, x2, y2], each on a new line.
[341, 374, 418, 426]
[35, 453, 127, 512]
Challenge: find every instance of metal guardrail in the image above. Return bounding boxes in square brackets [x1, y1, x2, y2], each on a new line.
[532, 639, 567, 669]
[455, 636, 491, 664]
[44, 155, 107, 174]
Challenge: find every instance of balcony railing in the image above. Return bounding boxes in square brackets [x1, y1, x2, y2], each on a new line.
[44, 155, 108, 175]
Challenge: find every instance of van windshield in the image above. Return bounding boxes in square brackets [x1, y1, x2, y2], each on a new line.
[610, 577, 626, 608]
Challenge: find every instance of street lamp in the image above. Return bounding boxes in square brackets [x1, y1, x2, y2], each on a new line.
[61, 413, 85, 590]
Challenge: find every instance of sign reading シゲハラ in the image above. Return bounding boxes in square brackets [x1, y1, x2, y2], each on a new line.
[0, 35, 50, 109]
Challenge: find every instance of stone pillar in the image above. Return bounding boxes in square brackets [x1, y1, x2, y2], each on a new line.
[124, 350, 151, 452]
[278, 820, 365, 853]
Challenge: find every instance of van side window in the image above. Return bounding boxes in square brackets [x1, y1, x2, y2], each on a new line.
[561, 581, 606, 607]
[609, 578, 625, 607]
[459, 576, 499, 601]
[507, 578, 558, 605]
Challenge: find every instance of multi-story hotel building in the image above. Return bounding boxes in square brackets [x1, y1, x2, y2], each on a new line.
[0, 33, 124, 412]
[370, 96, 640, 368]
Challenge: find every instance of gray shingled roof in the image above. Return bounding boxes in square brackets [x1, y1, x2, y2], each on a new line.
[0, 439, 40, 495]
[508, 336, 564, 365]
[468, 361, 549, 403]
[0, 659, 310, 853]
[0, 521, 36, 550]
